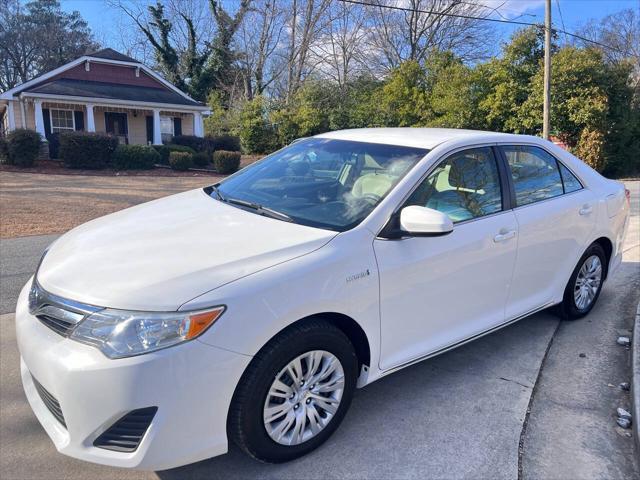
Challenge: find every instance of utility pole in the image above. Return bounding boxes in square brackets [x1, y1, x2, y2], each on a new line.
[543, 0, 552, 140]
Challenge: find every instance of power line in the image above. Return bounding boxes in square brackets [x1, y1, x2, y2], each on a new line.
[337, 0, 634, 57]
[555, 0, 569, 44]
[339, 0, 540, 27]
[458, 1, 538, 21]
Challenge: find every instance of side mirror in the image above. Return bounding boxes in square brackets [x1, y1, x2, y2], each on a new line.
[400, 206, 454, 236]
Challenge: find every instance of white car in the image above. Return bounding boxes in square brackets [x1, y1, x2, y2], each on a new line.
[16, 128, 629, 469]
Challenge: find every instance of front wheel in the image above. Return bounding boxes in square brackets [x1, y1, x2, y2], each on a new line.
[228, 319, 358, 463]
[558, 243, 606, 319]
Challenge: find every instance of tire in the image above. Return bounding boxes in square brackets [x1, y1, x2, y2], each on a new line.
[228, 319, 358, 463]
[558, 243, 607, 320]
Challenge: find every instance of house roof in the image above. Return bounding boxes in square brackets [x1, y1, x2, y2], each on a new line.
[25, 78, 204, 107]
[1, 49, 205, 110]
[86, 48, 140, 64]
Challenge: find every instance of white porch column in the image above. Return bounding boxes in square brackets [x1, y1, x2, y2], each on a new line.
[20, 100, 27, 128]
[34, 100, 46, 138]
[86, 104, 95, 132]
[152, 109, 162, 145]
[193, 112, 204, 137]
[6, 101, 16, 131]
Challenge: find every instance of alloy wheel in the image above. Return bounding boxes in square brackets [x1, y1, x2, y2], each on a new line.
[573, 255, 602, 310]
[263, 350, 345, 446]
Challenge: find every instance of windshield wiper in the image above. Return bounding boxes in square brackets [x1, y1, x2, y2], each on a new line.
[210, 185, 226, 202]
[226, 197, 293, 223]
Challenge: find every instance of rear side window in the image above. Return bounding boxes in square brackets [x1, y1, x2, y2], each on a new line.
[502, 146, 563, 206]
[558, 162, 583, 193]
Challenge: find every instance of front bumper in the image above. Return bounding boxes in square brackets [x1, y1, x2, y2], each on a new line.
[15, 281, 252, 470]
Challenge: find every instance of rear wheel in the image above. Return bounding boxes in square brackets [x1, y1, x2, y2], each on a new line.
[228, 319, 358, 463]
[558, 243, 606, 319]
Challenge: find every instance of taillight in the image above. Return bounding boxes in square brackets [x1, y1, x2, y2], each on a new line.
[625, 188, 631, 207]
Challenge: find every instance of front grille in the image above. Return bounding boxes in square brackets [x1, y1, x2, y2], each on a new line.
[93, 407, 158, 452]
[29, 280, 101, 338]
[36, 314, 75, 337]
[32, 376, 66, 428]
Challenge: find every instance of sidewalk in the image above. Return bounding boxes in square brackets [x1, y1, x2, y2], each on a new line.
[632, 302, 640, 459]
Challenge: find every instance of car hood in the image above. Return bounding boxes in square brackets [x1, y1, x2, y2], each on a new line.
[37, 189, 337, 311]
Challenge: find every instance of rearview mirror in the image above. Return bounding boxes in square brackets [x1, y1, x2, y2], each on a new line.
[400, 206, 454, 236]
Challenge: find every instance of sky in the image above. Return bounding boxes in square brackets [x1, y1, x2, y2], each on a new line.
[60, 0, 640, 54]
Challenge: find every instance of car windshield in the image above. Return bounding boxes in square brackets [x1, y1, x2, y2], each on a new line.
[209, 138, 429, 231]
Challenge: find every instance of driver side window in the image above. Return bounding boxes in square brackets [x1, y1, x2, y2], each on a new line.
[404, 147, 503, 223]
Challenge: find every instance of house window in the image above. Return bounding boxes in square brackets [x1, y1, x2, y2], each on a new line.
[50, 109, 74, 133]
[160, 116, 174, 142]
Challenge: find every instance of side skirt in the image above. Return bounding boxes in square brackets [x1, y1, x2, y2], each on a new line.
[373, 302, 556, 382]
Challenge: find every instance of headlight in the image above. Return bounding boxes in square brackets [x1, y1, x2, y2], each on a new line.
[70, 306, 225, 359]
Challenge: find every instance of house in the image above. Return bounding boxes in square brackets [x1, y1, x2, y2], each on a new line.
[0, 48, 208, 151]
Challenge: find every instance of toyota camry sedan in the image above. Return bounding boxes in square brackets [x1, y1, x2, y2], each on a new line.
[16, 128, 629, 469]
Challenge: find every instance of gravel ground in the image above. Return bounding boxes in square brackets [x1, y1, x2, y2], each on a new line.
[0, 172, 222, 238]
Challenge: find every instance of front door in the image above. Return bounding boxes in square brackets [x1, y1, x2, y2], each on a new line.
[105, 112, 128, 143]
[375, 147, 518, 370]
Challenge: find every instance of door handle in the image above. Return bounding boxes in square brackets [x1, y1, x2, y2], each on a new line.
[494, 229, 516, 243]
[579, 204, 593, 216]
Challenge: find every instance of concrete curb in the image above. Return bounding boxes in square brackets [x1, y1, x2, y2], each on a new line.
[632, 302, 640, 455]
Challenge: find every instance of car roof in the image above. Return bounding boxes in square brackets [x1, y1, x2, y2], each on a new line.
[314, 128, 526, 150]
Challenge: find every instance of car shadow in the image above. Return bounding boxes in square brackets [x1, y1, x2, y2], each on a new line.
[156, 311, 560, 480]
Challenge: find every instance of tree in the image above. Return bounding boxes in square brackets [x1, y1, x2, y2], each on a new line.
[115, 0, 251, 101]
[478, 26, 549, 133]
[283, 0, 332, 100]
[0, 0, 99, 91]
[423, 52, 483, 129]
[367, 0, 493, 71]
[237, 0, 286, 99]
[579, 8, 639, 75]
[377, 60, 430, 126]
[310, 1, 369, 92]
[235, 95, 278, 153]
[204, 0, 251, 101]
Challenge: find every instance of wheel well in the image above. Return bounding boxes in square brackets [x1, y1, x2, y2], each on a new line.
[300, 313, 371, 370]
[592, 237, 613, 279]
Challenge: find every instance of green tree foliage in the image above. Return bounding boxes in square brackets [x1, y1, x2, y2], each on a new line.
[377, 61, 430, 127]
[422, 52, 484, 129]
[478, 27, 548, 133]
[233, 32, 638, 174]
[519, 47, 637, 173]
[235, 96, 278, 154]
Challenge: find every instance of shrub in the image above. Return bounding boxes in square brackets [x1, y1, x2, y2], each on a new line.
[172, 135, 208, 153]
[0, 137, 8, 164]
[5, 129, 41, 167]
[153, 144, 195, 164]
[47, 132, 60, 159]
[208, 134, 241, 152]
[169, 151, 193, 171]
[237, 96, 280, 154]
[192, 151, 211, 167]
[573, 128, 606, 172]
[112, 145, 160, 170]
[59, 132, 118, 169]
[213, 150, 241, 174]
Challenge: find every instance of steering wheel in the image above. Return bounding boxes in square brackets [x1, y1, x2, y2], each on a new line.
[361, 193, 382, 203]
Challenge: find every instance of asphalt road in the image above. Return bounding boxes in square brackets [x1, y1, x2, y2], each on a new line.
[0, 234, 59, 314]
[0, 182, 638, 479]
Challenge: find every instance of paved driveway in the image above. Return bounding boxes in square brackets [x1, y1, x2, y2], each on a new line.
[0, 182, 637, 479]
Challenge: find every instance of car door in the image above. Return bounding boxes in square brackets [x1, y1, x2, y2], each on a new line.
[499, 144, 597, 320]
[374, 147, 519, 370]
